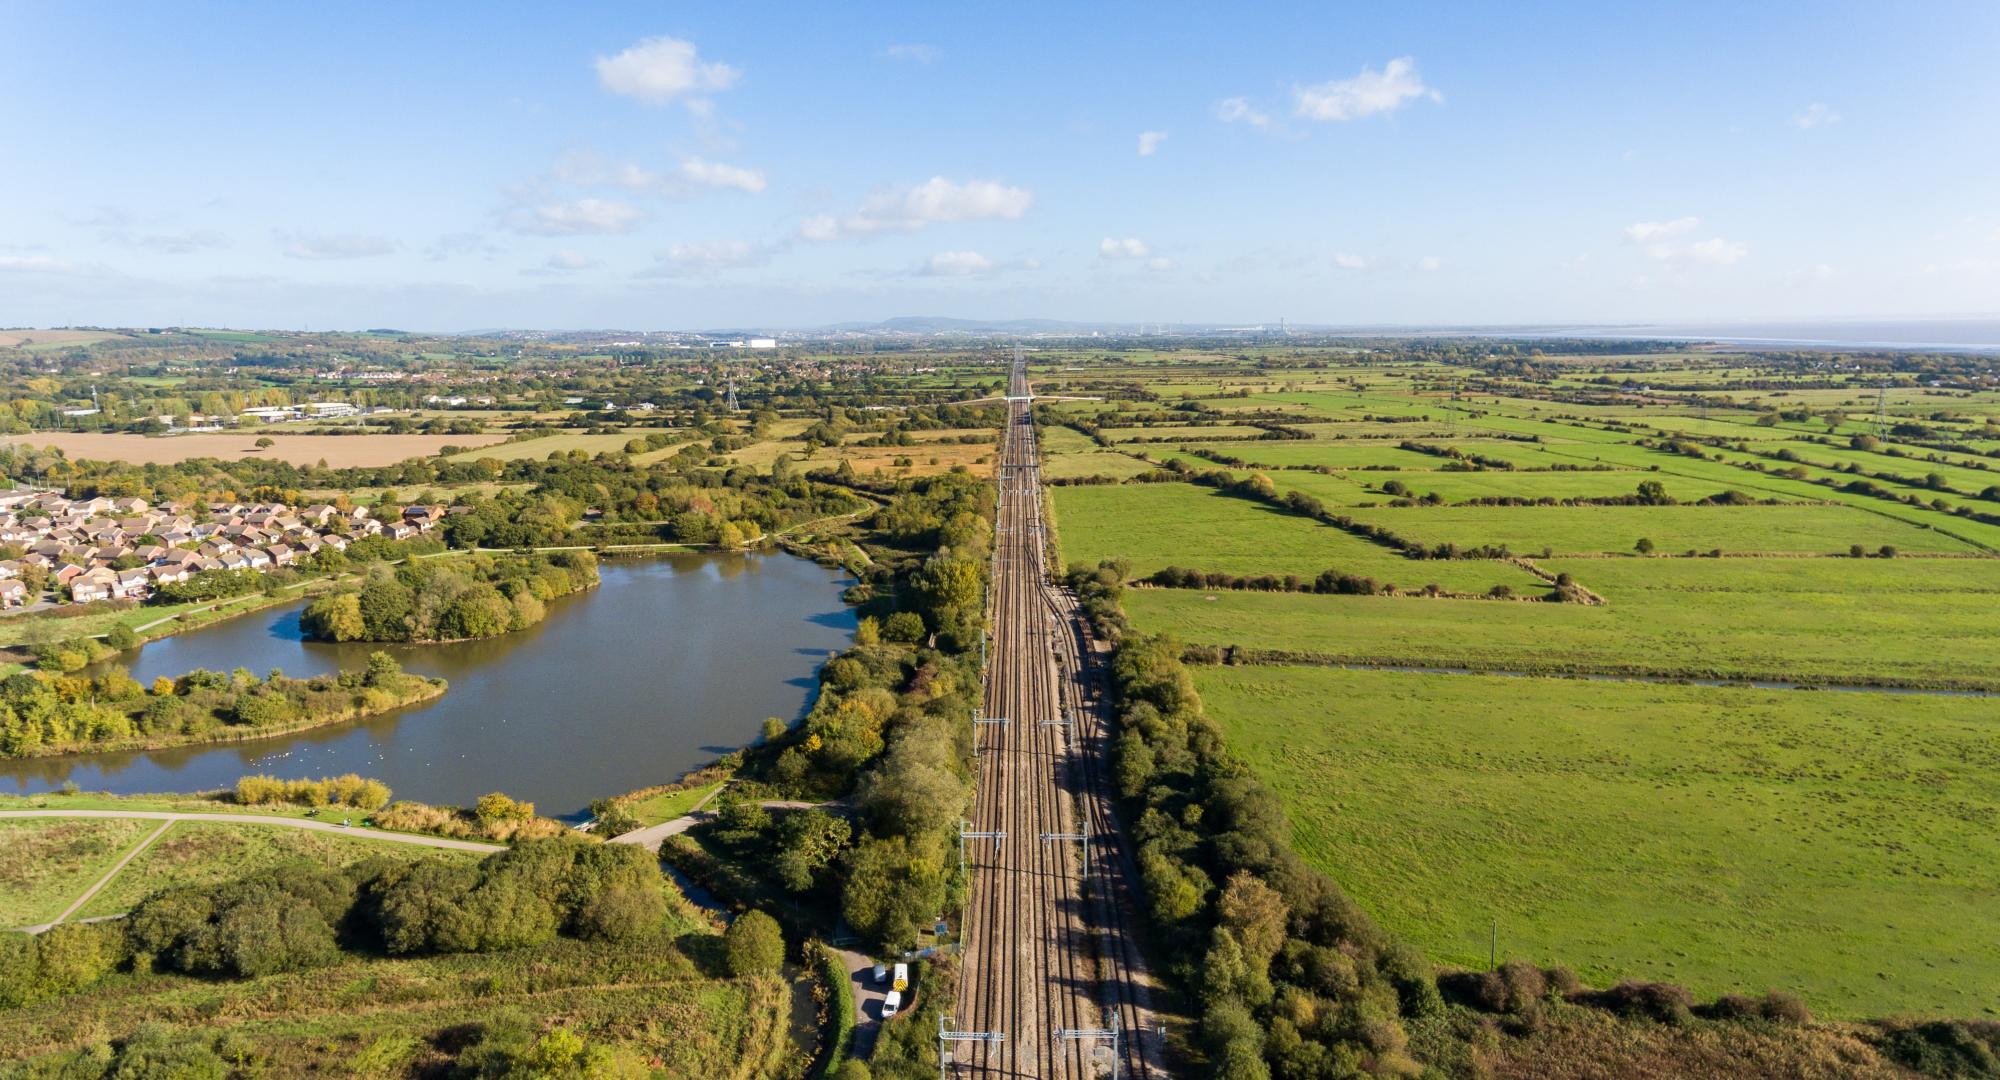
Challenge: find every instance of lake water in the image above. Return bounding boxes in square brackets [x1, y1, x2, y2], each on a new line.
[0, 553, 856, 817]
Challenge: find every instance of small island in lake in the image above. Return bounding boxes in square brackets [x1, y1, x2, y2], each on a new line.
[0, 652, 445, 759]
[301, 551, 597, 643]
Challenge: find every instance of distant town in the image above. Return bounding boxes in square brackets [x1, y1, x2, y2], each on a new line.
[0, 488, 447, 607]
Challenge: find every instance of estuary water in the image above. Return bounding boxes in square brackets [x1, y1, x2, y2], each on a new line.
[0, 553, 856, 817]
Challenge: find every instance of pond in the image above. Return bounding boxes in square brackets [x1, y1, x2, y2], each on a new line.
[0, 553, 856, 817]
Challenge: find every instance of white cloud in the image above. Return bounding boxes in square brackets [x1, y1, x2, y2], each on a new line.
[548, 150, 764, 197]
[1214, 96, 1272, 128]
[511, 198, 644, 236]
[1137, 130, 1169, 156]
[1332, 252, 1373, 270]
[921, 250, 996, 276]
[1624, 217, 1746, 266]
[678, 156, 767, 194]
[126, 230, 229, 254]
[1415, 255, 1443, 272]
[798, 177, 1033, 241]
[277, 231, 397, 260]
[1148, 256, 1178, 272]
[595, 36, 740, 109]
[1293, 57, 1440, 122]
[1100, 237, 1152, 259]
[1685, 237, 1748, 265]
[426, 232, 504, 260]
[543, 250, 602, 271]
[642, 240, 768, 276]
[882, 43, 940, 64]
[1786, 263, 1836, 283]
[0, 254, 79, 273]
[1791, 102, 1841, 130]
[1624, 217, 1700, 244]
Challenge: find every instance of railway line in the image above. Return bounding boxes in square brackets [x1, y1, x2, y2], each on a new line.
[952, 352, 1162, 1078]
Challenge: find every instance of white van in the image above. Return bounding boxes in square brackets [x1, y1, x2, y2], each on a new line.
[892, 963, 909, 991]
[881, 990, 902, 1019]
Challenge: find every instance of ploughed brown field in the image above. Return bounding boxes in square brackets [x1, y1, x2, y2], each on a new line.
[0, 432, 508, 467]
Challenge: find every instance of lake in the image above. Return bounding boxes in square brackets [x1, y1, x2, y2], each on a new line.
[0, 553, 856, 817]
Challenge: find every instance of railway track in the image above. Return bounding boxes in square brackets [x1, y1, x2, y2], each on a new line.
[952, 352, 1163, 1079]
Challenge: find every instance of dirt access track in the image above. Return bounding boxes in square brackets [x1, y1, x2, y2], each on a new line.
[1, 432, 509, 468]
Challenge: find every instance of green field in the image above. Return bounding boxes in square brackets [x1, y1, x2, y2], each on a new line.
[1345, 502, 1980, 555]
[1197, 663, 2000, 1018]
[0, 927, 792, 1077]
[0, 817, 154, 927]
[1051, 481, 1545, 594]
[1124, 555, 2000, 687]
[74, 819, 480, 919]
[1272, 468, 1769, 506]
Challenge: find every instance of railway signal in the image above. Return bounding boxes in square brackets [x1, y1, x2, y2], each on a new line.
[1054, 1009, 1123, 1080]
[958, 820, 1006, 877]
[939, 1014, 1006, 1080]
[1042, 830, 1093, 881]
[972, 713, 1009, 752]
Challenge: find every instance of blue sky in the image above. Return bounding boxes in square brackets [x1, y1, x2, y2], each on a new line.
[2, 2, 1997, 330]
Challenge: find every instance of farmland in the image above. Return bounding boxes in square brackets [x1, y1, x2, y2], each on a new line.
[1123, 555, 2000, 688]
[1052, 481, 1546, 593]
[1195, 663, 2000, 1018]
[1043, 347, 2000, 1033]
[2, 431, 507, 467]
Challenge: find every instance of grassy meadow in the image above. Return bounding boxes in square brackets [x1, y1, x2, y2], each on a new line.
[1044, 352, 2000, 1029]
[1195, 663, 2000, 1018]
[1052, 482, 1546, 594]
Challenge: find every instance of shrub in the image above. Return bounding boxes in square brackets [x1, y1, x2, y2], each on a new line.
[474, 791, 535, 825]
[1581, 979, 1695, 1025]
[724, 910, 785, 976]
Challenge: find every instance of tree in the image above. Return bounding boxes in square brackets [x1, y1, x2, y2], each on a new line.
[772, 809, 853, 892]
[302, 593, 365, 642]
[475, 791, 534, 825]
[724, 909, 785, 976]
[1633, 537, 1655, 555]
[363, 651, 403, 687]
[105, 623, 138, 651]
[254, 436, 275, 450]
[882, 611, 925, 644]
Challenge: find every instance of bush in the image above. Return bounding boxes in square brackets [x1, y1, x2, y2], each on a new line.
[724, 909, 785, 976]
[475, 791, 535, 826]
[1580, 979, 1695, 1025]
[105, 623, 138, 651]
[1876, 1019, 2000, 1078]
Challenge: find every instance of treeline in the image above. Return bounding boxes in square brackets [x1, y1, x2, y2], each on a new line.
[0, 652, 441, 758]
[1398, 440, 1516, 470]
[1379, 477, 1773, 509]
[1176, 467, 1513, 561]
[0, 837, 670, 1006]
[1141, 564, 1589, 603]
[1642, 437, 2000, 540]
[668, 469, 991, 960]
[1074, 561, 1442, 1077]
[302, 551, 596, 642]
[441, 454, 865, 549]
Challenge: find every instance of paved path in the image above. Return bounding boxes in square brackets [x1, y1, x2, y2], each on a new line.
[0, 810, 505, 851]
[4, 810, 503, 934]
[24, 819, 174, 934]
[608, 797, 841, 853]
[836, 946, 891, 1057]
